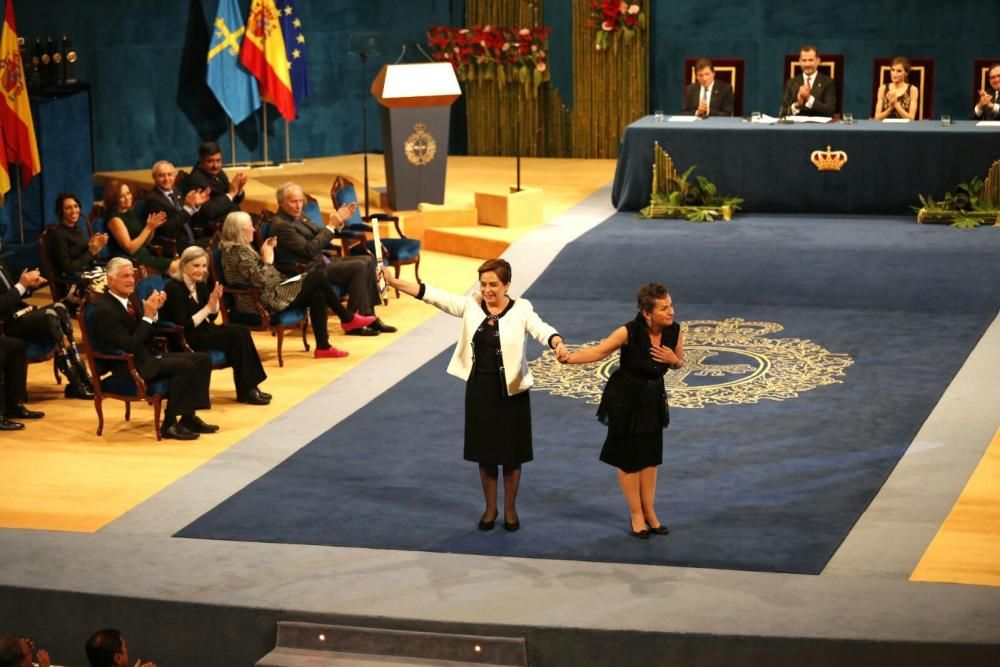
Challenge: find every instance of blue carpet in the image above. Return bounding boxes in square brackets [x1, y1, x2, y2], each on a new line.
[178, 214, 1000, 574]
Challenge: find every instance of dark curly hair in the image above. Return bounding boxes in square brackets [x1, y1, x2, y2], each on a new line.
[636, 283, 670, 313]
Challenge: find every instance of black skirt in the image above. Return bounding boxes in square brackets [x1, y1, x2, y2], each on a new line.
[464, 371, 533, 465]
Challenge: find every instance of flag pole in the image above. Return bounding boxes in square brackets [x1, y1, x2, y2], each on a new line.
[15, 165, 24, 244]
[229, 119, 237, 167]
[279, 118, 303, 165]
[261, 102, 269, 164]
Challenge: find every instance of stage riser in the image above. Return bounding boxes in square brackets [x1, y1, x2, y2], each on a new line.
[423, 229, 510, 259]
[4, 587, 997, 667]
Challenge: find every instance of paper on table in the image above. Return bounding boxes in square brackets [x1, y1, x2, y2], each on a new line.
[668, 115, 699, 122]
[787, 115, 833, 123]
[976, 120, 1000, 127]
[752, 114, 779, 124]
[881, 118, 911, 123]
[279, 273, 304, 286]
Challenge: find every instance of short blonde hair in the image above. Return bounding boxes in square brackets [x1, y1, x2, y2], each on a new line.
[172, 245, 208, 280]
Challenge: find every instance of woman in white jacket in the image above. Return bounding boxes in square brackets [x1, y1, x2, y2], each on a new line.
[386, 259, 567, 532]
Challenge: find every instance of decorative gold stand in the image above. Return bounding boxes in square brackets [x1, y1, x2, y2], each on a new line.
[640, 142, 738, 222]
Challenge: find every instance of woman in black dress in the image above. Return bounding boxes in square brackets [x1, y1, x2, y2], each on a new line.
[562, 283, 684, 539]
[386, 259, 567, 532]
[163, 246, 271, 405]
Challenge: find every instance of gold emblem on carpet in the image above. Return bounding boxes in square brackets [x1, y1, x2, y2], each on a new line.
[530, 318, 853, 408]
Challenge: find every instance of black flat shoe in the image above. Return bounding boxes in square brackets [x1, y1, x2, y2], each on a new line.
[162, 423, 199, 440]
[478, 512, 497, 531]
[180, 415, 220, 433]
[370, 318, 397, 333]
[237, 388, 270, 405]
[9, 405, 44, 419]
[345, 325, 379, 336]
[503, 518, 520, 532]
[0, 418, 25, 430]
[256, 389, 273, 401]
[647, 524, 670, 535]
[629, 518, 650, 539]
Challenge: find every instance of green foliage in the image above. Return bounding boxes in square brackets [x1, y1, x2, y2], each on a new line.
[949, 217, 983, 229]
[917, 177, 985, 212]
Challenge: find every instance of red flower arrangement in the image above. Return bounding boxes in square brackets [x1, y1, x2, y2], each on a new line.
[586, 1, 644, 51]
[426, 24, 552, 91]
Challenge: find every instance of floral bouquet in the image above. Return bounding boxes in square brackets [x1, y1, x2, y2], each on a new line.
[426, 24, 552, 90]
[587, 1, 644, 51]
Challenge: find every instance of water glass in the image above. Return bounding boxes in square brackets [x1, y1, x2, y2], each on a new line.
[653, 109, 664, 122]
[941, 115, 952, 126]
[842, 112, 854, 125]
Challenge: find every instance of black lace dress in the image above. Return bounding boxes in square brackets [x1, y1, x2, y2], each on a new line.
[464, 299, 533, 465]
[597, 314, 679, 472]
[880, 84, 912, 118]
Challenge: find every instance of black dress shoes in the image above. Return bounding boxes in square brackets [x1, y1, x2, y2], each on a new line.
[0, 418, 25, 430]
[629, 518, 650, 539]
[503, 518, 520, 532]
[370, 318, 397, 333]
[9, 405, 44, 419]
[180, 415, 220, 433]
[256, 389, 273, 401]
[65, 383, 95, 400]
[478, 512, 497, 531]
[647, 524, 670, 535]
[162, 423, 199, 440]
[345, 325, 379, 336]
[237, 388, 271, 405]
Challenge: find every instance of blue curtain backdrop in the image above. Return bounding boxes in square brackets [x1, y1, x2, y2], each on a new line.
[9, 0, 1000, 173]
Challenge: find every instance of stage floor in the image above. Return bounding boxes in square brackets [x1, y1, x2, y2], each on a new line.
[3, 158, 1000, 665]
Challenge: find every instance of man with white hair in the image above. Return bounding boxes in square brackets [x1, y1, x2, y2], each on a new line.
[144, 160, 211, 252]
[91, 258, 216, 440]
[270, 181, 395, 335]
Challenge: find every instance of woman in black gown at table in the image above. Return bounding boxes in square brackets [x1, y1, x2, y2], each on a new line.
[163, 246, 271, 405]
[562, 283, 684, 539]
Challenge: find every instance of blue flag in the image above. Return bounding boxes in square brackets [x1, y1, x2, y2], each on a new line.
[206, 0, 261, 124]
[277, 0, 311, 108]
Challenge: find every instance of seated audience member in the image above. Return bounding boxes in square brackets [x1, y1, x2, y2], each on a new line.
[182, 141, 247, 233]
[49, 192, 108, 306]
[144, 160, 212, 254]
[164, 246, 271, 405]
[92, 258, 217, 440]
[682, 59, 734, 118]
[0, 336, 43, 430]
[780, 44, 836, 117]
[0, 634, 50, 667]
[271, 181, 395, 335]
[0, 257, 94, 399]
[85, 628, 156, 667]
[219, 212, 375, 358]
[874, 57, 920, 120]
[103, 180, 177, 276]
[973, 63, 1000, 120]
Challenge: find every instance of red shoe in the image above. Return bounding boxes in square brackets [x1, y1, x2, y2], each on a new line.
[315, 346, 349, 359]
[341, 313, 376, 333]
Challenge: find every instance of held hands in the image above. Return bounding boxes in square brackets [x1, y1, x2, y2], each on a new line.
[207, 282, 223, 310]
[649, 345, 681, 368]
[89, 232, 109, 253]
[184, 186, 211, 208]
[554, 341, 571, 363]
[18, 267, 45, 289]
[142, 288, 166, 318]
[145, 210, 167, 230]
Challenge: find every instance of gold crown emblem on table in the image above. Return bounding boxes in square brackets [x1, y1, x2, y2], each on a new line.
[810, 145, 848, 171]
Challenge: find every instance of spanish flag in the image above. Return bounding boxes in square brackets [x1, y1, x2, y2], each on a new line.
[0, 0, 40, 199]
[239, 0, 295, 121]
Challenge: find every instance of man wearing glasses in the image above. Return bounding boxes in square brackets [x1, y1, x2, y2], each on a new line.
[973, 63, 1000, 120]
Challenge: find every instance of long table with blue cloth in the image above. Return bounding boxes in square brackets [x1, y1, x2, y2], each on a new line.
[611, 117, 1000, 213]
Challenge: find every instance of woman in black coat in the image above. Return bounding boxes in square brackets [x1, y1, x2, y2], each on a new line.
[163, 246, 271, 405]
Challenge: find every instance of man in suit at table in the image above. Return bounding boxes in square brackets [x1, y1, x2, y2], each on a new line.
[972, 63, 1000, 121]
[91, 257, 217, 440]
[682, 59, 734, 118]
[144, 160, 211, 254]
[181, 141, 248, 234]
[780, 44, 837, 117]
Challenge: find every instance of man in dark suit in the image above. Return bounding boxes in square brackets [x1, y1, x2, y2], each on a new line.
[682, 59, 734, 118]
[0, 258, 93, 399]
[972, 63, 1000, 121]
[0, 336, 41, 430]
[144, 160, 211, 254]
[271, 182, 396, 335]
[181, 141, 247, 233]
[92, 257, 217, 440]
[780, 45, 837, 117]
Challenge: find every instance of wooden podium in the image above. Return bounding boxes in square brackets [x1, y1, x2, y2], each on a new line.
[371, 63, 461, 210]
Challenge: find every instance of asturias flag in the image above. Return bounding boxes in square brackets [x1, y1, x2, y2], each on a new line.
[240, 0, 295, 121]
[207, 0, 261, 124]
[276, 0, 310, 108]
[0, 0, 40, 199]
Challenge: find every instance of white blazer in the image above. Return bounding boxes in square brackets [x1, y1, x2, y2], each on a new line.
[422, 284, 559, 396]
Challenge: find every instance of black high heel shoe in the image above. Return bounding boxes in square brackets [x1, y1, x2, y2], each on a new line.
[629, 518, 650, 539]
[646, 523, 670, 535]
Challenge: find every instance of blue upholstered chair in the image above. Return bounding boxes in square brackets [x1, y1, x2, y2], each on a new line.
[77, 295, 167, 440]
[209, 246, 310, 367]
[331, 178, 421, 297]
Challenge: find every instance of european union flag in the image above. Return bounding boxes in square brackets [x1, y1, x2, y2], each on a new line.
[277, 0, 311, 108]
[206, 0, 261, 124]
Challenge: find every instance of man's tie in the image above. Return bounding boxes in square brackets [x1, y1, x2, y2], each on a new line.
[169, 191, 182, 210]
[0, 267, 10, 291]
[126, 298, 137, 319]
[805, 74, 812, 94]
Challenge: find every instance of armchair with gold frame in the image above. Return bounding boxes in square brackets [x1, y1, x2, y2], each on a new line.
[871, 57, 934, 120]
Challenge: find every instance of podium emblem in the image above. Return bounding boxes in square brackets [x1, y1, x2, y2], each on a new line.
[404, 123, 437, 166]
